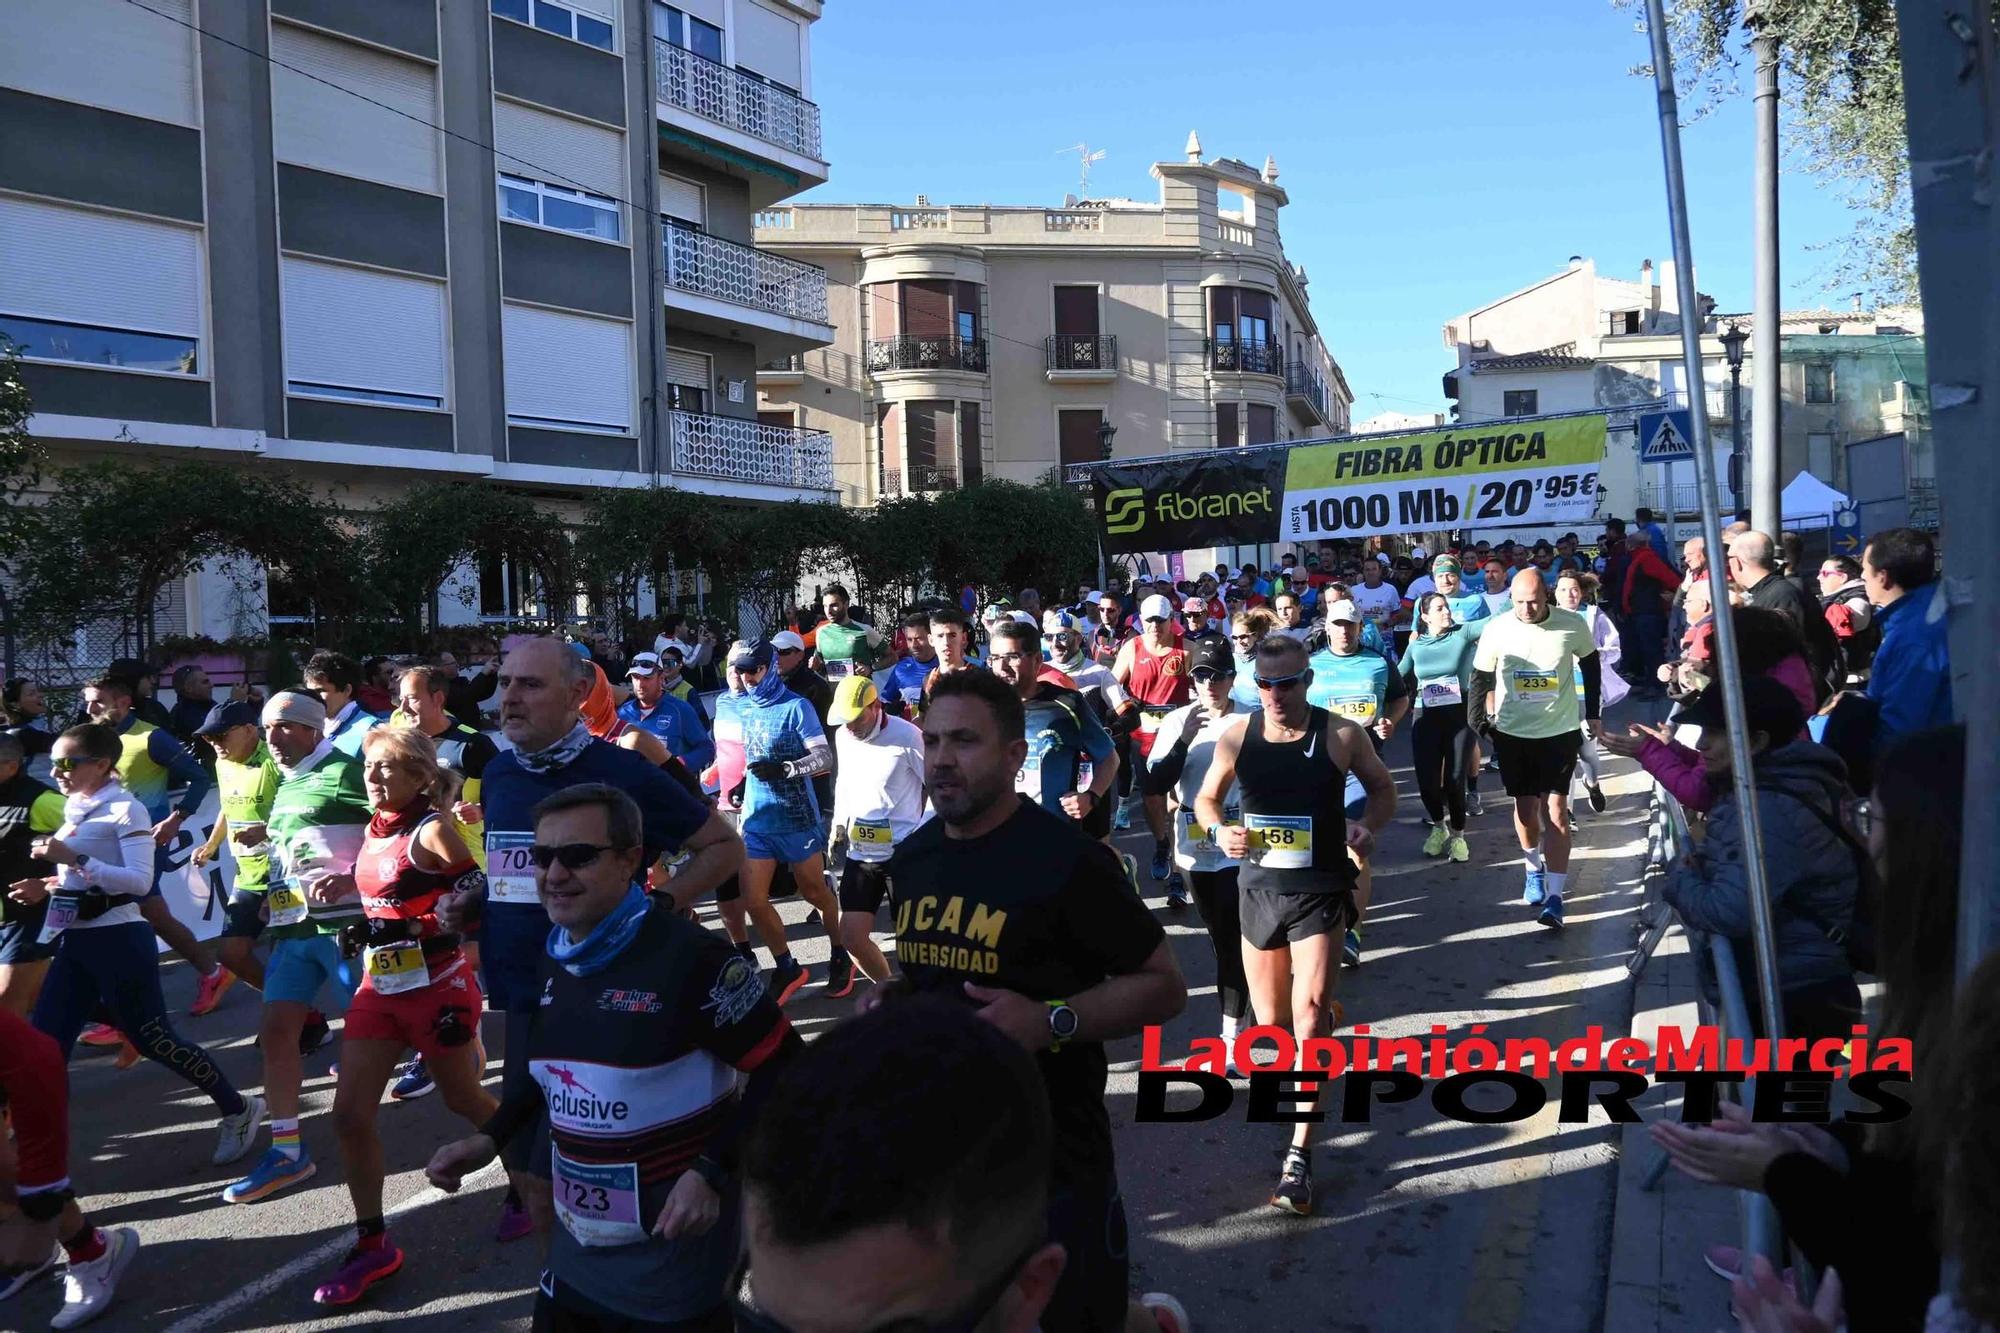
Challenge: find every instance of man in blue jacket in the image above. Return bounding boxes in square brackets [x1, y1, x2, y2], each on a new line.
[616, 652, 715, 770]
[1862, 528, 1952, 749]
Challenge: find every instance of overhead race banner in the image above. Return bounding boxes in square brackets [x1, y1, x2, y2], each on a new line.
[1095, 452, 1286, 554]
[1281, 415, 1607, 542]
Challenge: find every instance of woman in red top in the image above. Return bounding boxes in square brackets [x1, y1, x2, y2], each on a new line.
[315, 728, 496, 1308]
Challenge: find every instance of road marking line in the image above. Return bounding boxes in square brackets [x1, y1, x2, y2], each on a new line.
[159, 1164, 504, 1333]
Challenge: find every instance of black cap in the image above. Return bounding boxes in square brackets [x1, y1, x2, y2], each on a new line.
[106, 657, 152, 682]
[195, 700, 261, 736]
[1188, 637, 1236, 676]
[1679, 675, 1806, 745]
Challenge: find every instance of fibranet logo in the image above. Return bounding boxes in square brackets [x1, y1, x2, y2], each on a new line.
[1152, 487, 1273, 522]
[1103, 488, 1147, 533]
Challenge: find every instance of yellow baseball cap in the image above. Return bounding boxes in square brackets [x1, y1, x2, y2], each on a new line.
[828, 674, 880, 725]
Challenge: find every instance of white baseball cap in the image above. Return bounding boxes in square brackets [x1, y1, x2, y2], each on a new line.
[1411, 545, 1428, 561]
[770, 630, 807, 653]
[1139, 593, 1175, 622]
[1324, 599, 1362, 625]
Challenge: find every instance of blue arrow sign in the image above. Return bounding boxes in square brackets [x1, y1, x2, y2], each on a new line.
[1831, 504, 1861, 556]
[1636, 409, 1695, 463]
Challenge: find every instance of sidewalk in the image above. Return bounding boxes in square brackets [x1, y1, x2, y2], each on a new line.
[1602, 915, 1739, 1333]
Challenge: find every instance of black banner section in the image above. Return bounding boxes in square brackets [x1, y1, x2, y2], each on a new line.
[1093, 452, 1288, 554]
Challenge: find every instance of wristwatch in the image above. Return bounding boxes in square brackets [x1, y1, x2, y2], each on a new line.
[73, 853, 91, 874]
[690, 1154, 728, 1194]
[1047, 1000, 1079, 1052]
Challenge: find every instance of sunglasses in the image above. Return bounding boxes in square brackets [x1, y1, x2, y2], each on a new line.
[1231, 632, 1257, 643]
[1190, 668, 1230, 685]
[776, 647, 803, 656]
[1254, 671, 1306, 692]
[50, 756, 103, 773]
[527, 841, 621, 870]
[986, 652, 1031, 666]
[1143, 616, 1169, 624]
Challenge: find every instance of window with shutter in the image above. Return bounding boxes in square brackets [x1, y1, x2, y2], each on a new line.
[0, 196, 204, 374]
[960, 404, 982, 484]
[1058, 410, 1103, 469]
[282, 257, 446, 407]
[1052, 286, 1099, 337]
[271, 23, 440, 193]
[502, 303, 633, 432]
[1247, 404, 1277, 445]
[1216, 402, 1238, 448]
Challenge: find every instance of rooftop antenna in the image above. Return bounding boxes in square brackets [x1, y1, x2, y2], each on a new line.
[1056, 142, 1107, 198]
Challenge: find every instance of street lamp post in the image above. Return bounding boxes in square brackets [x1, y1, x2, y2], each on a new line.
[1096, 417, 1117, 460]
[1721, 322, 1748, 515]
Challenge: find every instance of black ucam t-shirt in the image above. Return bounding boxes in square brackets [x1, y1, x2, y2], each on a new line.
[887, 796, 1165, 1188]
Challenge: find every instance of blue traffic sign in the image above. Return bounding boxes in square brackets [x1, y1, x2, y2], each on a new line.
[1831, 504, 1861, 556]
[1636, 409, 1695, 463]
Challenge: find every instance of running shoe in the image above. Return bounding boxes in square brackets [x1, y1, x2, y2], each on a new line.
[0, 1244, 58, 1301]
[1586, 781, 1606, 813]
[1113, 799, 1133, 831]
[1538, 895, 1566, 930]
[212, 1094, 266, 1166]
[495, 1195, 534, 1244]
[734, 941, 759, 968]
[1150, 841, 1171, 881]
[1270, 1150, 1313, 1216]
[824, 952, 859, 999]
[189, 966, 235, 1017]
[298, 1012, 333, 1058]
[311, 1240, 403, 1307]
[390, 1055, 434, 1102]
[770, 956, 808, 1006]
[1120, 853, 1140, 895]
[1140, 1292, 1193, 1333]
[1421, 824, 1450, 858]
[1465, 782, 1483, 817]
[1342, 929, 1362, 967]
[78, 1023, 121, 1048]
[1522, 869, 1548, 906]
[113, 1039, 142, 1071]
[1165, 873, 1190, 910]
[50, 1227, 138, 1330]
[1446, 834, 1470, 863]
[224, 1144, 313, 1202]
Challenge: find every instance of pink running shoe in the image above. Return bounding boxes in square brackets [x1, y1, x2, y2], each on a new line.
[311, 1240, 403, 1306]
[495, 1195, 534, 1243]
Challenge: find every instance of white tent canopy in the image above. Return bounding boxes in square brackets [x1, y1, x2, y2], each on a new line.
[1781, 472, 1852, 529]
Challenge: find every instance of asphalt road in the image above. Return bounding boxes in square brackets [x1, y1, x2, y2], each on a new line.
[21, 711, 1658, 1333]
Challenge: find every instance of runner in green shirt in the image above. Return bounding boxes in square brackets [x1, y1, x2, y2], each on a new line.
[812, 584, 885, 682]
[191, 701, 282, 1000]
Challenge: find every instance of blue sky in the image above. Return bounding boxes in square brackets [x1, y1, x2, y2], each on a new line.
[795, 0, 1861, 422]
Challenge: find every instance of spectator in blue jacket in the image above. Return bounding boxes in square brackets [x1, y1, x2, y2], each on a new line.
[617, 651, 715, 770]
[1863, 528, 1952, 749]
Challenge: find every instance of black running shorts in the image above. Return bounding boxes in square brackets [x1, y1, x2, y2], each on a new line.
[1238, 884, 1356, 951]
[836, 858, 892, 916]
[1491, 729, 1583, 798]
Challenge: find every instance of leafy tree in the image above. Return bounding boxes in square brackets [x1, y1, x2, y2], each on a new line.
[0, 339, 45, 562]
[574, 485, 743, 640]
[1621, 0, 1988, 301]
[845, 494, 944, 613]
[733, 501, 856, 636]
[13, 460, 357, 650]
[362, 482, 574, 638]
[931, 480, 1098, 607]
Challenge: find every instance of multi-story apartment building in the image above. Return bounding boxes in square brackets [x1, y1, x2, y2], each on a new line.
[752, 135, 1352, 506]
[1440, 257, 1928, 532]
[1, 0, 834, 635]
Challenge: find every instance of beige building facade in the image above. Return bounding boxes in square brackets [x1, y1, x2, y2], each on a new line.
[752, 135, 1351, 506]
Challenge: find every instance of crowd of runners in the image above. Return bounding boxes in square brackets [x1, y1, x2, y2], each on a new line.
[0, 515, 1960, 1331]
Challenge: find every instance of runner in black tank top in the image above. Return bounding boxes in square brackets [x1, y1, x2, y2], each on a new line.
[1235, 705, 1354, 900]
[1195, 634, 1396, 1220]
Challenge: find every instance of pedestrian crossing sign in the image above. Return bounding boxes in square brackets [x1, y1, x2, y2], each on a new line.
[1636, 409, 1695, 463]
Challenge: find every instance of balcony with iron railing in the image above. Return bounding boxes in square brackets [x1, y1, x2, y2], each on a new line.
[878, 464, 963, 495]
[664, 223, 829, 324]
[1044, 333, 1117, 381]
[758, 353, 804, 382]
[669, 408, 834, 492]
[1635, 481, 1741, 516]
[1206, 338, 1283, 376]
[1284, 360, 1329, 421]
[865, 334, 988, 375]
[653, 38, 823, 164]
